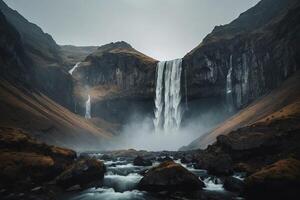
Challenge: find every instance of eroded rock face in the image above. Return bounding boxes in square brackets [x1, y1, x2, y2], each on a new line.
[138, 161, 204, 192]
[73, 41, 157, 123]
[245, 159, 300, 199]
[74, 41, 157, 96]
[183, 0, 300, 109]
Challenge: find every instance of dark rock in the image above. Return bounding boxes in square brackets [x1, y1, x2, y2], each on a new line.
[133, 156, 152, 166]
[245, 158, 300, 199]
[194, 153, 233, 176]
[223, 176, 245, 193]
[180, 154, 193, 164]
[100, 154, 112, 160]
[0, 128, 76, 185]
[157, 156, 173, 162]
[66, 184, 81, 192]
[55, 158, 106, 189]
[138, 161, 204, 192]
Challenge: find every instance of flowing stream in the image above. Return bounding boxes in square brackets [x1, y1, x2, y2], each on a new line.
[59, 153, 242, 200]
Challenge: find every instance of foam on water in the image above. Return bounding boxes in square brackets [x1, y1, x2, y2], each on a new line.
[103, 173, 142, 192]
[203, 177, 224, 191]
[70, 188, 145, 200]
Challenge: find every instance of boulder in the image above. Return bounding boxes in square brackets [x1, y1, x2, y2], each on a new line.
[0, 128, 76, 185]
[223, 176, 245, 193]
[245, 159, 300, 199]
[133, 156, 152, 166]
[157, 156, 173, 162]
[194, 153, 233, 176]
[55, 158, 106, 189]
[138, 161, 204, 192]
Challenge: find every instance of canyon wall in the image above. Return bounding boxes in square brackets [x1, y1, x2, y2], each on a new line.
[182, 0, 300, 149]
[72, 41, 157, 123]
[183, 0, 299, 109]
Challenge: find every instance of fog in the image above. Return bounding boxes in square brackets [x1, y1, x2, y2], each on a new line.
[107, 99, 232, 151]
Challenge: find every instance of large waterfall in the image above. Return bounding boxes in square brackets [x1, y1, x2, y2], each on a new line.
[153, 59, 183, 133]
[85, 95, 91, 119]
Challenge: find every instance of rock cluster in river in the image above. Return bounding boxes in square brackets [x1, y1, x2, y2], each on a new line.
[138, 161, 205, 192]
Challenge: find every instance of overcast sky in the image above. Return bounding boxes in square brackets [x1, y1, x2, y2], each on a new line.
[4, 0, 260, 60]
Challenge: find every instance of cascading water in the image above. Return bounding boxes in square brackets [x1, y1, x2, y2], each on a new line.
[85, 95, 91, 119]
[226, 55, 234, 112]
[153, 59, 183, 133]
[69, 62, 81, 75]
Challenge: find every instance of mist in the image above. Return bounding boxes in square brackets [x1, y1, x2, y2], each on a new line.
[106, 100, 232, 151]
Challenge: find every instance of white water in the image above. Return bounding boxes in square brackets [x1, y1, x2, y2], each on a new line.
[69, 62, 81, 75]
[104, 173, 142, 192]
[153, 59, 183, 133]
[69, 188, 145, 200]
[203, 177, 224, 191]
[85, 95, 91, 119]
[226, 55, 234, 112]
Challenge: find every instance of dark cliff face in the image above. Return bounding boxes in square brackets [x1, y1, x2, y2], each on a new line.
[75, 41, 157, 98]
[0, 0, 75, 110]
[0, 10, 31, 84]
[0, 0, 60, 62]
[183, 0, 300, 109]
[73, 41, 157, 123]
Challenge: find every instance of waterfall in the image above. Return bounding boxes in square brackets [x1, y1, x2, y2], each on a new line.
[69, 62, 81, 75]
[85, 95, 91, 119]
[153, 59, 183, 133]
[226, 55, 234, 112]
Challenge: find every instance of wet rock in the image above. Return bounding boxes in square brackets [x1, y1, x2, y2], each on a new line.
[223, 176, 245, 193]
[245, 159, 300, 199]
[157, 156, 173, 162]
[133, 156, 152, 166]
[55, 158, 106, 189]
[66, 184, 81, 192]
[100, 154, 112, 160]
[138, 161, 204, 192]
[194, 153, 233, 176]
[180, 154, 193, 164]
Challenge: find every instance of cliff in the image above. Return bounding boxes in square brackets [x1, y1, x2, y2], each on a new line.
[183, 0, 300, 109]
[72, 41, 158, 123]
[0, 0, 74, 110]
[182, 70, 300, 150]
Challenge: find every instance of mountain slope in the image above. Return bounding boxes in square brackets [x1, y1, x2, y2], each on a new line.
[182, 71, 300, 150]
[0, 79, 112, 150]
[0, 0, 60, 62]
[0, 0, 75, 110]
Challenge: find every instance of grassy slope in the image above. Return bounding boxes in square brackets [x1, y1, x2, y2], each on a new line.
[0, 79, 113, 150]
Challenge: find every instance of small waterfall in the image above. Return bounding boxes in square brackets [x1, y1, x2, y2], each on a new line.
[69, 62, 81, 75]
[85, 95, 91, 119]
[153, 59, 183, 133]
[184, 65, 188, 110]
[226, 55, 234, 112]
